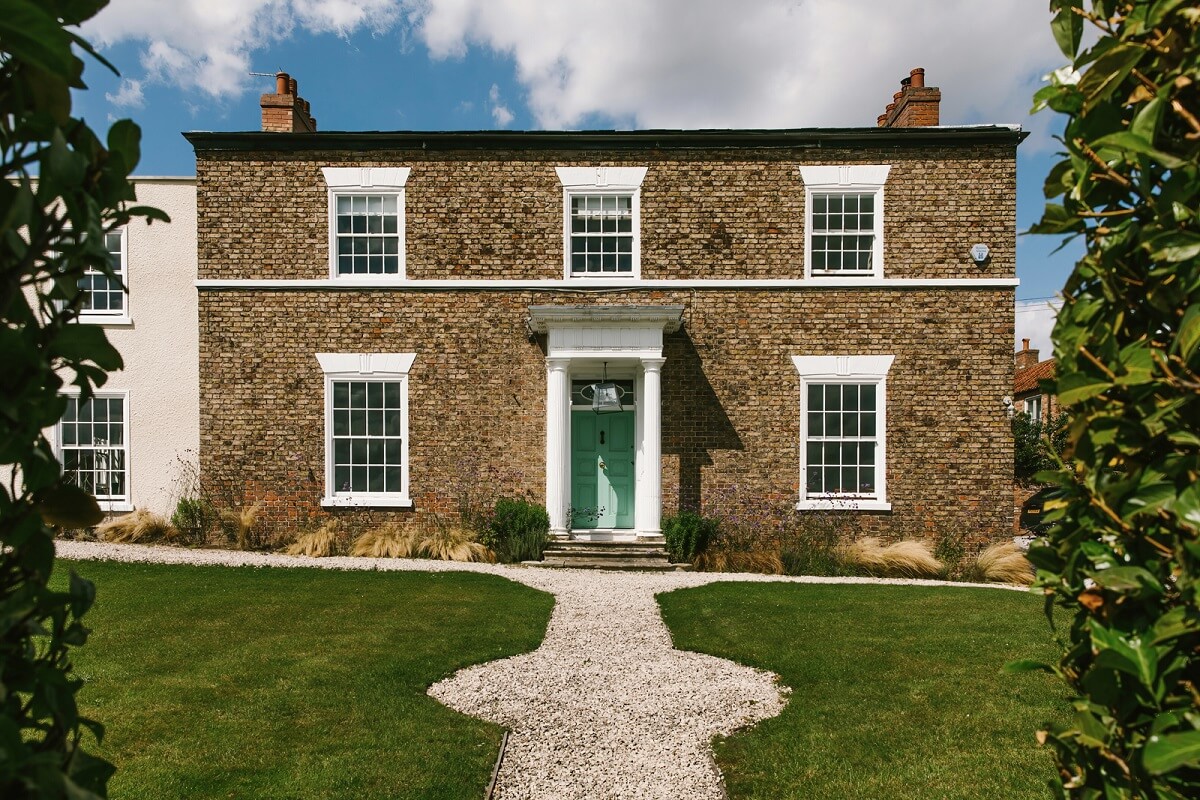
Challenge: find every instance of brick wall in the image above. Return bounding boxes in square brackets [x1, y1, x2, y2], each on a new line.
[195, 140, 1018, 544]
[196, 145, 1016, 282]
[199, 287, 1014, 544]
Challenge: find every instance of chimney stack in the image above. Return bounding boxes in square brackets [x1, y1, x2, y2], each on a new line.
[260, 71, 317, 133]
[1015, 338, 1040, 371]
[877, 67, 940, 128]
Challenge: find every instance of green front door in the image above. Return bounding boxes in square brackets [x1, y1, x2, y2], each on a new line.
[571, 410, 635, 529]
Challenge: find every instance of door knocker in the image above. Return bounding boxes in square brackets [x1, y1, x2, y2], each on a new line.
[599, 430, 606, 445]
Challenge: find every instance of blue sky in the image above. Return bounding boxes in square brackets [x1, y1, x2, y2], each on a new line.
[72, 0, 1078, 341]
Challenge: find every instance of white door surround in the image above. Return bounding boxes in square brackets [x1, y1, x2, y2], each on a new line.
[529, 305, 684, 541]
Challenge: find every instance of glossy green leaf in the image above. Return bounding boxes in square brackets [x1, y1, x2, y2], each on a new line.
[1051, 0, 1085, 59]
[1144, 730, 1200, 775]
[1057, 371, 1113, 405]
[36, 483, 102, 529]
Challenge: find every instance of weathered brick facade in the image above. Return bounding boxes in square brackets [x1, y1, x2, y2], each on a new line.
[190, 129, 1021, 544]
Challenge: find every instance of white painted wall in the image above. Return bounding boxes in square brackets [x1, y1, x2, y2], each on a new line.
[99, 179, 199, 515]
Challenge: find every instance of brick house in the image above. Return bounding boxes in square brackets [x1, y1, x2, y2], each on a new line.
[1014, 338, 1058, 422]
[186, 69, 1023, 545]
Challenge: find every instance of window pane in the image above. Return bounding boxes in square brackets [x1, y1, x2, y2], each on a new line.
[808, 412, 823, 436]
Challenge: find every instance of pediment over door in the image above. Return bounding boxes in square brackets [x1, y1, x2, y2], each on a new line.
[528, 305, 683, 359]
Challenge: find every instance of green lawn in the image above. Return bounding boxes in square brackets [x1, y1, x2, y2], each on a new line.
[658, 582, 1067, 800]
[55, 560, 554, 800]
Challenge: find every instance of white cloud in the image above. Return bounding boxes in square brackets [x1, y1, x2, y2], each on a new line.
[410, 0, 1062, 137]
[1015, 298, 1062, 357]
[489, 83, 514, 127]
[105, 77, 145, 108]
[82, 0, 399, 98]
[82, 0, 1065, 141]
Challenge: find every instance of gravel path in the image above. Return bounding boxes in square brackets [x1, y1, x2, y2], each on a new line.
[56, 541, 1024, 798]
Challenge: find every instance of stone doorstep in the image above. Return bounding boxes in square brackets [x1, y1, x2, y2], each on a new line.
[526, 539, 693, 571]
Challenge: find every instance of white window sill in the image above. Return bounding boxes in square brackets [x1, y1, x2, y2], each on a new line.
[98, 501, 134, 513]
[808, 272, 881, 280]
[77, 315, 132, 326]
[330, 275, 407, 284]
[796, 499, 892, 512]
[321, 495, 413, 509]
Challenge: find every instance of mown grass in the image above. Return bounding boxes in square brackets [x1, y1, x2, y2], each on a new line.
[658, 582, 1067, 799]
[55, 560, 554, 799]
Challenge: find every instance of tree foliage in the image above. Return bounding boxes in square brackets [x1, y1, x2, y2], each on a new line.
[0, 1, 166, 796]
[1014, 410, 1071, 486]
[1019, 1, 1200, 796]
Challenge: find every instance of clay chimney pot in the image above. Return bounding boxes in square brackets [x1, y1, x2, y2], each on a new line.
[275, 72, 289, 95]
[289, 77, 298, 96]
[910, 67, 925, 88]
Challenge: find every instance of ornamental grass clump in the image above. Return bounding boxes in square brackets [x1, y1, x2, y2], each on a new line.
[964, 541, 1034, 586]
[96, 509, 179, 544]
[419, 520, 494, 563]
[285, 521, 344, 558]
[350, 521, 420, 558]
[839, 537, 943, 579]
[220, 503, 261, 550]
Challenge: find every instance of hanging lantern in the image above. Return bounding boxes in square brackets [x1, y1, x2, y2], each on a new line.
[584, 362, 625, 414]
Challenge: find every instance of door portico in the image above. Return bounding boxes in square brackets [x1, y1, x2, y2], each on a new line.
[529, 305, 683, 541]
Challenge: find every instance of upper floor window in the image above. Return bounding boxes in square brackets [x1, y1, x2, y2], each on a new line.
[62, 228, 128, 324]
[792, 355, 894, 512]
[556, 167, 647, 279]
[799, 165, 890, 279]
[58, 392, 130, 510]
[317, 353, 416, 508]
[321, 167, 411, 278]
[1024, 396, 1042, 420]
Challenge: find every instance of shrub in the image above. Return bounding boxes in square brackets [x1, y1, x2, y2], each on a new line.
[1012, 410, 1069, 485]
[351, 522, 420, 558]
[285, 521, 343, 558]
[97, 509, 180, 544]
[779, 508, 854, 577]
[171, 496, 213, 545]
[662, 511, 718, 563]
[485, 497, 550, 564]
[839, 537, 943, 579]
[1023, 4, 1200, 793]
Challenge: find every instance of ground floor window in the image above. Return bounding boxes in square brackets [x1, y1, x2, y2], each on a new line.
[792, 355, 894, 511]
[317, 353, 415, 507]
[59, 393, 128, 504]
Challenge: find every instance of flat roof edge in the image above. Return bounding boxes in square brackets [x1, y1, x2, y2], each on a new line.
[183, 126, 1028, 153]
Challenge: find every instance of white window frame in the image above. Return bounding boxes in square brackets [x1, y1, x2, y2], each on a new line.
[322, 167, 411, 280]
[799, 165, 890, 279]
[58, 226, 131, 325]
[1024, 396, 1043, 421]
[55, 390, 133, 512]
[317, 352, 416, 508]
[556, 166, 647, 280]
[792, 355, 894, 511]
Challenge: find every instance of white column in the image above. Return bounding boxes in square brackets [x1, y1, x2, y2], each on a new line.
[545, 358, 571, 538]
[639, 357, 665, 538]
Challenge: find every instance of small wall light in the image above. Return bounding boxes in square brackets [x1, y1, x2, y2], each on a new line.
[1002, 395, 1015, 418]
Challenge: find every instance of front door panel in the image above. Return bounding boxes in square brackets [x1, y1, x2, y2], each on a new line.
[571, 410, 635, 529]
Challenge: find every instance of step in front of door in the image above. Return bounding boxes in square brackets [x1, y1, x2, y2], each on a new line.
[526, 541, 691, 571]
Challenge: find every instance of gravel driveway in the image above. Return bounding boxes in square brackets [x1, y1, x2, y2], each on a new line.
[56, 541, 1022, 799]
